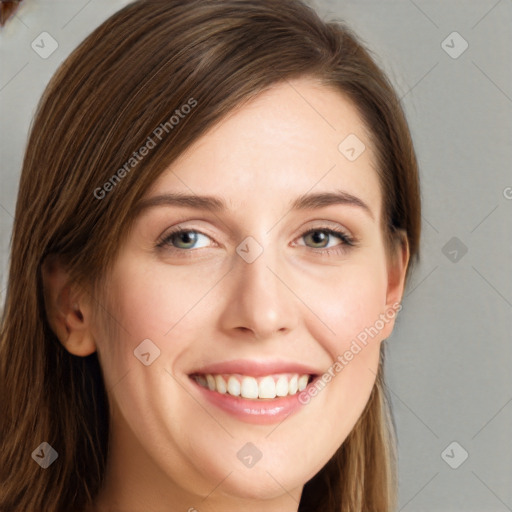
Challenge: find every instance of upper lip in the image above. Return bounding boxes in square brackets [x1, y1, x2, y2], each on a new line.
[188, 359, 322, 377]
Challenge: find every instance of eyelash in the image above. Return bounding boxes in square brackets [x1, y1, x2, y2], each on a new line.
[156, 226, 357, 257]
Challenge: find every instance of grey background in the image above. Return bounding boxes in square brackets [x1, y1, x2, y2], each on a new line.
[1, 1, 511, 510]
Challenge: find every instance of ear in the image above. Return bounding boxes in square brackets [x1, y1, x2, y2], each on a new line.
[41, 254, 97, 356]
[381, 230, 410, 340]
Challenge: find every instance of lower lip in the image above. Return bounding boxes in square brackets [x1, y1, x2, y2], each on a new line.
[189, 376, 315, 425]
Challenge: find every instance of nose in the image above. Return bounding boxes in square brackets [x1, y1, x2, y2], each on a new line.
[217, 243, 298, 341]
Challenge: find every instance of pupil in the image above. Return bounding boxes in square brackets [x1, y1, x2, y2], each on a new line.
[311, 231, 327, 247]
[179, 231, 196, 246]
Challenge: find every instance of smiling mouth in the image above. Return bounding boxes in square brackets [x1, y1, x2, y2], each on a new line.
[189, 372, 316, 400]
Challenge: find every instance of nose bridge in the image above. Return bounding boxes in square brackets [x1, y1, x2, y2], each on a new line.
[237, 235, 278, 295]
[220, 232, 296, 339]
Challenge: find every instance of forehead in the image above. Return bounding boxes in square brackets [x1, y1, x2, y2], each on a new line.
[142, 77, 381, 219]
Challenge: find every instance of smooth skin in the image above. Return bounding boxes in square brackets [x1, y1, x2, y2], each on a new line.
[42, 77, 409, 512]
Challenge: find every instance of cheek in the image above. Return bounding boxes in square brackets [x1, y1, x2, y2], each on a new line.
[94, 258, 220, 383]
[293, 260, 386, 408]
[288, 261, 388, 461]
[302, 257, 388, 358]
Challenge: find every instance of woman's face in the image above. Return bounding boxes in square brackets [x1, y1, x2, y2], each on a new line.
[90, 77, 407, 511]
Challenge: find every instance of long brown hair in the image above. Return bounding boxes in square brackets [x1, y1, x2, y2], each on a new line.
[0, 1, 421, 510]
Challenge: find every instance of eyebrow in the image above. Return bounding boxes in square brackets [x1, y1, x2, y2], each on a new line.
[134, 190, 374, 220]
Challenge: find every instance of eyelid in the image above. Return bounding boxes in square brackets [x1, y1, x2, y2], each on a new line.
[295, 219, 355, 238]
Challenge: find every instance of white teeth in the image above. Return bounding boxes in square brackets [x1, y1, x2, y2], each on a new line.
[227, 375, 240, 396]
[193, 372, 312, 400]
[240, 376, 259, 399]
[275, 375, 289, 397]
[298, 375, 309, 392]
[215, 375, 227, 394]
[258, 376, 276, 399]
[206, 374, 216, 391]
[288, 375, 298, 395]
